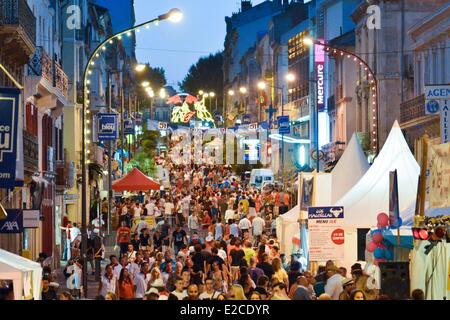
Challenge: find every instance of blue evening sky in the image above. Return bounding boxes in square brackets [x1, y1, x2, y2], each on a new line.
[134, 0, 265, 88]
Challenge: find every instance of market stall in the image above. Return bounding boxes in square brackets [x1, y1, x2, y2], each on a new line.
[0, 248, 42, 300]
[112, 167, 160, 192]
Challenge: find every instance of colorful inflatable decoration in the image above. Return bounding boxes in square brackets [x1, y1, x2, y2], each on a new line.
[169, 93, 215, 126]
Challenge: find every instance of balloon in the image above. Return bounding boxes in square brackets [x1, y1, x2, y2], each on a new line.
[367, 241, 377, 252]
[378, 243, 387, 250]
[372, 232, 384, 244]
[370, 229, 382, 237]
[384, 249, 394, 260]
[374, 247, 384, 259]
[377, 213, 389, 227]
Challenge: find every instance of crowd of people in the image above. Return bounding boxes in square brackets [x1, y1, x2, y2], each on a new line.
[36, 153, 427, 301]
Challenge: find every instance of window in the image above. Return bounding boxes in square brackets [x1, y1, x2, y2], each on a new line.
[25, 102, 38, 136]
[255, 176, 262, 184]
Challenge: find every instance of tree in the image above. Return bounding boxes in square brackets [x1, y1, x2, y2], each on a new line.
[128, 129, 160, 176]
[135, 64, 167, 90]
[179, 51, 223, 110]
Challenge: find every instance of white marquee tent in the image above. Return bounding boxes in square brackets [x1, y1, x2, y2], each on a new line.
[335, 121, 420, 269]
[0, 248, 42, 300]
[280, 134, 369, 258]
[295, 133, 369, 206]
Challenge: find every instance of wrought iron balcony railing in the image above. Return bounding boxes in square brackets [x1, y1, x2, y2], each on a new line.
[28, 47, 69, 99]
[0, 0, 36, 49]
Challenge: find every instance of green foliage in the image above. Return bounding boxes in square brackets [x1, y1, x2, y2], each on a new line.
[135, 64, 167, 89]
[128, 130, 160, 176]
[179, 51, 223, 106]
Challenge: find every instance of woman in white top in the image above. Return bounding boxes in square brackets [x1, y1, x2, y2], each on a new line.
[98, 265, 118, 298]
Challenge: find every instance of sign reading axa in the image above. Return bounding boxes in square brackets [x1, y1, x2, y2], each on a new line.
[0, 88, 20, 188]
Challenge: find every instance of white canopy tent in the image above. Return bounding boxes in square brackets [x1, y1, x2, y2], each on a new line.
[0, 249, 42, 300]
[330, 133, 370, 203]
[276, 205, 304, 258]
[335, 121, 420, 270]
[296, 133, 369, 206]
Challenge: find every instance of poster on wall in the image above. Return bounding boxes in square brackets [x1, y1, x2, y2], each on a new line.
[308, 206, 344, 261]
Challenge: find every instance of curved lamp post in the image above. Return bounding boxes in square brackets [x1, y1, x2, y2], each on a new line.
[303, 37, 379, 159]
[80, 8, 182, 297]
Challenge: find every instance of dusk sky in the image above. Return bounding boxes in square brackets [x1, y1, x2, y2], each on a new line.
[134, 0, 266, 89]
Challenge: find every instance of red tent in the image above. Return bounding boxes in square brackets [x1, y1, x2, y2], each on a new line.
[112, 168, 160, 192]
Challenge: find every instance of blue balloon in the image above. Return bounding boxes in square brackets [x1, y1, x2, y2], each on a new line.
[371, 229, 382, 237]
[374, 247, 384, 259]
[384, 249, 394, 260]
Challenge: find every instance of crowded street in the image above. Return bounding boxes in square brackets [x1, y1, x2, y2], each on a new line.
[0, 0, 449, 306]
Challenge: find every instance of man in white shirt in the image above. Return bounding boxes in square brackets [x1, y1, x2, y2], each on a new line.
[91, 217, 104, 236]
[145, 200, 155, 216]
[252, 214, 265, 237]
[188, 212, 199, 233]
[324, 266, 344, 300]
[70, 223, 81, 243]
[224, 208, 235, 223]
[133, 203, 142, 218]
[238, 216, 252, 234]
[171, 277, 188, 300]
[199, 278, 220, 300]
[136, 216, 150, 235]
[164, 200, 174, 216]
[134, 262, 150, 299]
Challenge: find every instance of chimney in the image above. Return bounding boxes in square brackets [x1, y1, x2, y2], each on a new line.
[241, 1, 252, 12]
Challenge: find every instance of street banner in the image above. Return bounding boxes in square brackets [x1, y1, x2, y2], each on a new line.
[424, 85, 449, 115]
[428, 142, 450, 208]
[0, 209, 23, 233]
[315, 41, 326, 112]
[389, 170, 401, 228]
[424, 85, 450, 143]
[441, 100, 449, 144]
[131, 216, 156, 233]
[278, 115, 290, 134]
[300, 176, 314, 211]
[124, 119, 135, 135]
[308, 206, 344, 262]
[95, 113, 119, 141]
[0, 88, 20, 188]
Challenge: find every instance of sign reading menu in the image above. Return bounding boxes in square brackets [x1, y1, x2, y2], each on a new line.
[308, 206, 344, 261]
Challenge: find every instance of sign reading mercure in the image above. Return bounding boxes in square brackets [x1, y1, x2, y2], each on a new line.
[308, 206, 344, 261]
[0, 88, 20, 188]
[315, 42, 325, 112]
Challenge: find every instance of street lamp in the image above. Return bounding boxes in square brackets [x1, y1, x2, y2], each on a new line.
[141, 81, 150, 87]
[302, 36, 379, 171]
[228, 89, 235, 96]
[81, 8, 182, 298]
[198, 90, 204, 95]
[239, 86, 248, 94]
[257, 81, 266, 90]
[159, 88, 167, 99]
[135, 64, 146, 72]
[285, 73, 296, 83]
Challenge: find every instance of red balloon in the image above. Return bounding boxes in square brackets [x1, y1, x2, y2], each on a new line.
[372, 232, 384, 244]
[377, 243, 387, 250]
[367, 241, 377, 252]
[377, 213, 389, 227]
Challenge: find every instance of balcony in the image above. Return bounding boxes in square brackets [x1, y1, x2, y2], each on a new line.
[400, 94, 439, 128]
[0, 0, 36, 64]
[28, 46, 69, 99]
[23, 130, 39, 173]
